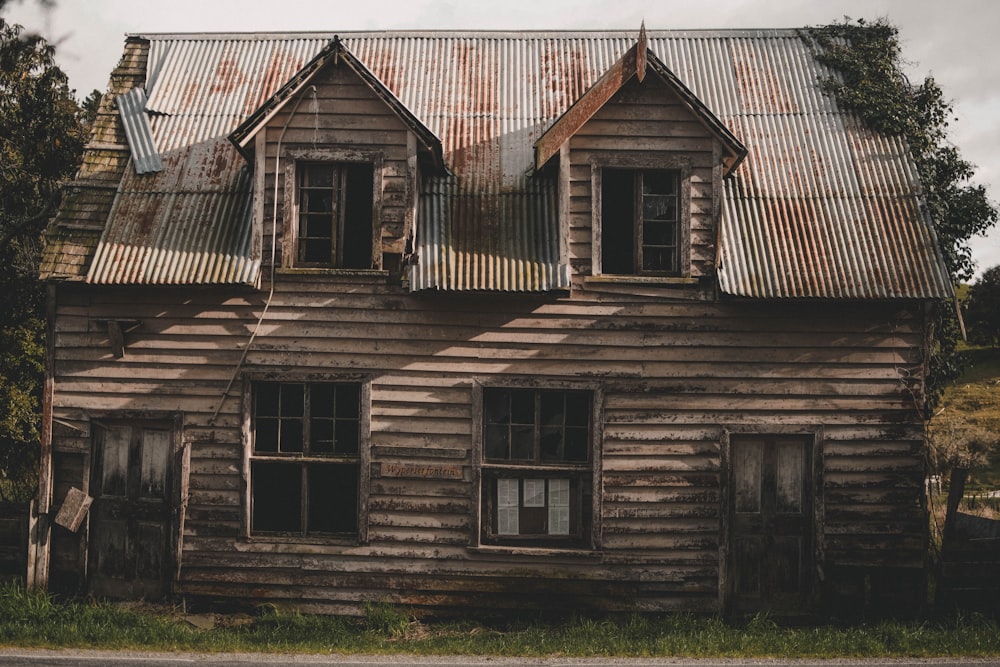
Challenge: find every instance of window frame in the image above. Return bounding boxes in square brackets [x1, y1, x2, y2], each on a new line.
[242, 374, 371, 544]
[591, 154, 692, 279]
[472, 381, 602, 551]
[282, 148, 384, 271]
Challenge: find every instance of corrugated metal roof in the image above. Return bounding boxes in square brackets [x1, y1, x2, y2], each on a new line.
[413, 176, 565, 291]
[81, 30, 951, 297]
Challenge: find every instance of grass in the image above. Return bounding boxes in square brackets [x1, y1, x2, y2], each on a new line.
[0, 584, 998, 657]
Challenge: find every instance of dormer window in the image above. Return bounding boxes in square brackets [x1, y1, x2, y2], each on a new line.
[592, 157, 691, 279]
[282, 149, 384, 271]
[296, 162, 375, 269]
[602, 168, 681, 275]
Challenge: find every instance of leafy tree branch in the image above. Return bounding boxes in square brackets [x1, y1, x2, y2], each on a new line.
[0, 17, 89, 500]
[802, 18, 999, 407]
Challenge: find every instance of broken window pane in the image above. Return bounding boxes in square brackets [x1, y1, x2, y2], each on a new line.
[297, 163, 374, 268]
[601, 168, 681, 276]
[307, 463, 359, 535]
[601, 169, 636, 274]
[251, 461, 301, 534]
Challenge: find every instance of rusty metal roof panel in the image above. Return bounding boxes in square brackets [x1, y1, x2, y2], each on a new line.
[708, 35, 952, 299]
[116, 87, 163, 174]
[86, 129, 257, 286]
[145, 35, 324, 122]
[71, 30, 951, 296]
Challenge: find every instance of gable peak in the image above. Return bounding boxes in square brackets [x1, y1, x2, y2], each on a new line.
[637, 21, 648, 82]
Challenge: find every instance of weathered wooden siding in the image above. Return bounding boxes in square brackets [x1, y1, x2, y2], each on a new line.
[257, 59, 416, 267]
[46, 275, 928, 615]
[566, 74, 720, 280]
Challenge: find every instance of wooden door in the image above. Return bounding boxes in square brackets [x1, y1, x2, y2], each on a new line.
[89, 423, 173, 599]
[728, 435, 814, 615]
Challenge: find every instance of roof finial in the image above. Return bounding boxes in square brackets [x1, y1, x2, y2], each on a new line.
[637, 20, 648, 82]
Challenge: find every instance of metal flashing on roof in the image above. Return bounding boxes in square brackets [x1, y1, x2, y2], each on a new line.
[116, 87, 163, 174]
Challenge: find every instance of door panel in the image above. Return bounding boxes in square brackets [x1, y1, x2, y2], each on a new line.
[729, 435, 814, 615]
[89, 423, 173, 600]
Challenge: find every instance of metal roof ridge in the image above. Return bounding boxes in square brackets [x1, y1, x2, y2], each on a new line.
[128, 28, 807, 40]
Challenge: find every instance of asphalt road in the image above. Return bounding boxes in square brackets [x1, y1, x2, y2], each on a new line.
[0, 651, 997, 667]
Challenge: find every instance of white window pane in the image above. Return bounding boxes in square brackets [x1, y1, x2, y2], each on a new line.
[549, 478, 569, 507]
[496, 478, 520, 535]
[498, 508, 519, 535]
[549, 507, 570, 535]
[524, 479, 545, 507]
[548, 479, 570, 535]
[497, 478, 519, 508]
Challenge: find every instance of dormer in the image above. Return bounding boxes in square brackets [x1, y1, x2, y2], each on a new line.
[536, 28, 746, 287]
[230, 37, 445, 277]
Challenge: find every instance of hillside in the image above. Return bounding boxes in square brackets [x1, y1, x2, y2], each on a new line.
[930, 346, 1000, 495]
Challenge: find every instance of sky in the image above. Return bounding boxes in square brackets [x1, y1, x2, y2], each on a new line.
[5, 0, 999, 279]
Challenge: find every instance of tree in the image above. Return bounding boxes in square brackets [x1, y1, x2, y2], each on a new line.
[965, 265, 1000, 348]
[802, 18, 999, 408]
[0, 17, 89, 500]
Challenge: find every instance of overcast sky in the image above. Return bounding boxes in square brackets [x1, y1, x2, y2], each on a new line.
[5, 0, 999, 278]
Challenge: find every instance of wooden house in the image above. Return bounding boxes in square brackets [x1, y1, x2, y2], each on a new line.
[31, 28, 953, 617]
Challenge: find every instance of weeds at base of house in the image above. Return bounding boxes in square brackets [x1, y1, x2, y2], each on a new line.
[0, 582, 998, 657]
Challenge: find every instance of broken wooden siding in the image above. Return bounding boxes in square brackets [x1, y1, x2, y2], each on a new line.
[45, 275, 928, 614]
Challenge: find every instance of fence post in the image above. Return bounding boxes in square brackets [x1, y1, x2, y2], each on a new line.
[943, 467, 968, 544]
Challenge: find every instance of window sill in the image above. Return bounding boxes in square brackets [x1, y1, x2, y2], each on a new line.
[585, 275, 699, 286]
[276, 268, 389, 279]
[243, 535, 360, 547]
[468, 544, 603, 559]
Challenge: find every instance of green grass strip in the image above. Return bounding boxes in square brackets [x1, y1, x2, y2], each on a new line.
[1, 584, 998, 657]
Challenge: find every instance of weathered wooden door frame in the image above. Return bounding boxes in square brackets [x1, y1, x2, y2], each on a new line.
[86, 413, 185, 599]
[718, 428, 824, 616]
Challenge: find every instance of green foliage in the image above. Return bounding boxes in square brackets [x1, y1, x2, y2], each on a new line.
[0, 18, 89, 500]
[802, 18, 997, 282]
[965, 266, 1000, 348]
[802, 18, 998, 408]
